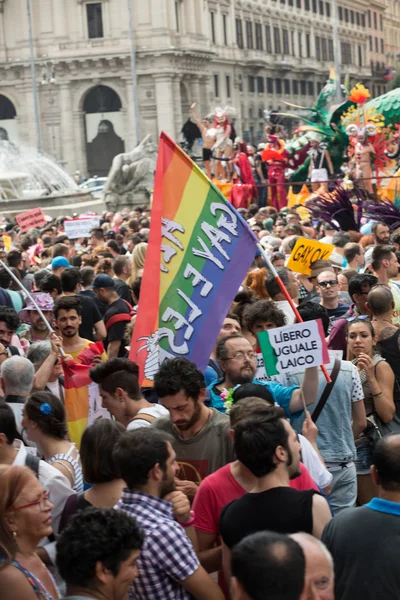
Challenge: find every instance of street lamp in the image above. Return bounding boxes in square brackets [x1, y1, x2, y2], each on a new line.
[41, 61, 57, 159]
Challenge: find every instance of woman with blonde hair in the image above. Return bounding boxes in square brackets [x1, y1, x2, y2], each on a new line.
[128, 242, 147, 285]
[0, 465, 58, 599]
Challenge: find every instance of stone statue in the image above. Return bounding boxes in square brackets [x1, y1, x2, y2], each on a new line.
[103, 134, 157, 209]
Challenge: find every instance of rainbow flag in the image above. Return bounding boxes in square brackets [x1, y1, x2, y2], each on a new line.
[130, 132, 258, 386]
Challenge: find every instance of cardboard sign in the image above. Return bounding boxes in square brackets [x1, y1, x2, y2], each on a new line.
[2, 235, 12, 252]
[64, 217, 100, 239]
[286, 237, 334, 275]
[16, 208, 46, 233]
[258, 319, 329, 376]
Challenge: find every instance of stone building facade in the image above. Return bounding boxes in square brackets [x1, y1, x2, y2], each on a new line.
[0, 0, 397, 176]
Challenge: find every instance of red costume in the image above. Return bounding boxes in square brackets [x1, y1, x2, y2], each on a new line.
[262, 136, 288, 210]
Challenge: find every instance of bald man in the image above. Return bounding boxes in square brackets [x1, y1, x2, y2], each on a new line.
[291, 533, 334, 600]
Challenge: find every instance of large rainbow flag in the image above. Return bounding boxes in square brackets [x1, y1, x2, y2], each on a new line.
[130, 132, 258, 386]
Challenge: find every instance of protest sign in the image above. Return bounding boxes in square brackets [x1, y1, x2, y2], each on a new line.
[16, 207, 46, 232]
[286, 237, 334, 275]
[258, 319, 329, 376]
[129, 132, 258, 386]
[64, 217, 100, 239]
[2, 235, 11, 252]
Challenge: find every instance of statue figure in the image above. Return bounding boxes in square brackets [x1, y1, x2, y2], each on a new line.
[103, 134, 157, 210]
[346, 124, 376, 195]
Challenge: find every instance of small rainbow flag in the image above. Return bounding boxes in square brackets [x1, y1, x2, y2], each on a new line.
[130, 132, 258, 386]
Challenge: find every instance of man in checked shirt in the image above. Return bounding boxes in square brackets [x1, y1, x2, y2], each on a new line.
[114, 427, 224, 600]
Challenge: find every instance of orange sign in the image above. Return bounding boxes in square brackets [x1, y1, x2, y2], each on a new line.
[16, 208, 46, 232]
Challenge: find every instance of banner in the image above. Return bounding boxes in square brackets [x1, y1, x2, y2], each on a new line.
[258, 319, 329, 376]
[16, 207, 46, 232]
[64, 217, 100, 239]
[286, 237, 334, 275]
[129, 132, 258, 386]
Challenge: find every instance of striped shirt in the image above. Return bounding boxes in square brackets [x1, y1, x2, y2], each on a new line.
[115, 489, 199, 600]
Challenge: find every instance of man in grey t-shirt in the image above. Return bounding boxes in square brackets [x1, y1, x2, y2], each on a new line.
[153, 357, 234, 500]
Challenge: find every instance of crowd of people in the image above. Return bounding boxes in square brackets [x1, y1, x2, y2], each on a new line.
[1, 202, 400, 600]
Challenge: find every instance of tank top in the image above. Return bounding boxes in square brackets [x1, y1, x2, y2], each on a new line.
[48, 445, 84, 493]
[220, 487, 316, 549]
[10, 559, 58, 599]
[378, 330, 400, 380]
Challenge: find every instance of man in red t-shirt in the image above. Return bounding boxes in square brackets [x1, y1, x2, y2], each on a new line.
[193, 398, 320, 598]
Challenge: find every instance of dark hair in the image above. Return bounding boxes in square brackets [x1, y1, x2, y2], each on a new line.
[0, 402, 20, 444]
[332, 231, 351, 248]
[367, 285, 394, 316]
[54, 235, 68, 245]
[20, 235, 33, 251]
[128, 218, 140, 232]
[232, 384, 274, 407]
[233, 407, 287, 477]
[113, 255, 130, 277]
[61, 268, 81, 293]
[25, 392, 68, 439]
[0, 306, 19, 331]
[373, 435, 400, 491]
[231, 531, 306, 600]
[54, 295, 82, 319]
[106, 240, 120, 255]
[348, 274, 378, 300]
[90, 228, 104, 240]
[80, 266, 95, 288]
[80, 419, 125, 484]
[339, 269, 358, 284]
[297, 301, 330, 336]
[90, 359, 141, 399]
[346, 317, 375, 338]
[70, 255, 82, 268]
[344, 243, 362, 263]
[391, 230, 400, 246]
[113, 428, 173, 488]
[33, 269, 50, 291]
[56, 508, 144, 588]
[229, 397, 275, 427]
[0, 268, 11, 290]
[232, 289, 255, 326]
[131, 276, 142, 302]
[265, 267, 291, 299]
[243, 299, 285, 333]
[154, 358, 205, 401]
[283, 223, 303, 236]
[372, 221, 388, 235]
[52, 243, 69, 259]
[371, 245, 395, 272]
[6, 250, 22, 269]
[41, 274, 62, 296]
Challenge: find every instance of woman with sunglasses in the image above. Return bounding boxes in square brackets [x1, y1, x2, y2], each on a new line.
[347, 317, 395, 505]
[21, 392, 83, 494]
[0, 465, 59, 599]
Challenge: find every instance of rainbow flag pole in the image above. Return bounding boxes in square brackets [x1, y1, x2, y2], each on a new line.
[130, 132, 258, 385]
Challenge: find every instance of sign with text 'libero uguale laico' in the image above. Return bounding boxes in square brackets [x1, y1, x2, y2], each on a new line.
[258, 319, 330, 376]
[286, 237, 334, 275]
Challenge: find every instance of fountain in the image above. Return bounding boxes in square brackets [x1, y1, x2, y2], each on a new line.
[0, 141, 104, 217]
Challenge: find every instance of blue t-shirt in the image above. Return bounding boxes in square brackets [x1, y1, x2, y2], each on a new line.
[206, 378, 299, 417]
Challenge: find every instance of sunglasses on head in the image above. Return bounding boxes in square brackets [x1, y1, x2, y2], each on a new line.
[347, 315, 369, 323]
[318, 279, 338, 288]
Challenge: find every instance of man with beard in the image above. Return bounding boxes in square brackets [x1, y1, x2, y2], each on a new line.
[207, 334, 318, 416]
[114, 428, 224, 600]
[364, 222, 391, 267]
[220, 408, 331, 588]
[18, 293, 54, 343]
[153, 358, 234, 500]
[371, 245, 400, 326]
[204, 313, 242, 386]
[54, 295, 106, 362]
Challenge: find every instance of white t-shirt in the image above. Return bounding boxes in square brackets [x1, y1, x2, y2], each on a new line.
[274, 300, 296, 325]
[298, 434, 333, 490]
[127, 404, 169, 430]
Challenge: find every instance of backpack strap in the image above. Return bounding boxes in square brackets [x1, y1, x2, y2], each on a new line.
[105, 313, 132, 331]
[129, 412, 156, 425]
[312, 359, 341, 423]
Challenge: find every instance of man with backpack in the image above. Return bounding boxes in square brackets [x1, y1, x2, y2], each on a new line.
[93, 274, 133, 358]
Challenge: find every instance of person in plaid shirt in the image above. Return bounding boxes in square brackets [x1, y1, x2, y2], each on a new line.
[114, 428, 224, 600]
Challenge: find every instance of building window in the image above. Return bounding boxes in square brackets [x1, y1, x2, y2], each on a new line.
[283, 29, 290, 54]
[246, 20, 254, 49]
[338, 6, 343, 20]
[296, 0, 302, 7]
[223, 14, 228, 45]
[293, 79, 299, 94]
[367, 10, 371, 28]
[274, 27, 281, 54]
[308, 81, 315, 95]
[255, 23, 263, 50]
[276, 79, 282, 94]
[319, 1, 324, 15]
[210, 11, 216, 44]
[315, 35, 321, 57]
[380, 14, 383, 31]
[300, 80, 307, 95]
[306, 33, 311, 57]
[328, 38, 333, 61]
[257, 76, 265, 93]
[356, 12, 360, 26]
[312, 0, 317, 12]
[361, 13, 365, 27]
[369, 35, 372, 51]
[267, 77, 274, 93]
[289, 0, 294, 6]
[304, 0, 310, 10]
[265, 25, 272, 53]
[341, 41, 351, 65]
[298, 31, 303, 57]
[236, 19, 243, 48]
[358, 45, 362, 67]
[248, 76, 255, 93]
[375, 37, 378, 53]
[344, 8, 349, 22]
[87, 3, 104, 39]
[321, 37, 327, 61]
[175, 1, 180, 31]
[284, 79, 291, 94]
[350, 10, 354, 24]
[326, 3, 330, 17]
[214, 74, 219, 97]
[238, 74, 243, 92]
[381, 38, 384, 54]
[373, 11, 377, 29]
[317, 81, 323, 93]
[226, 75, 231, 98]
[291, 30, 295, 56]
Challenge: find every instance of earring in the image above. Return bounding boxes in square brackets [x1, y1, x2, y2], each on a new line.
[12, 531, 17, 539]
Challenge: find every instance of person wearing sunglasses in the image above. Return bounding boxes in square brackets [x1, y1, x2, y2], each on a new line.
[316, 271, 350, 333]
[0, 464, 59, 599]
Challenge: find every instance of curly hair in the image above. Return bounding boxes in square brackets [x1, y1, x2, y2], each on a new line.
[243, 268, 269, 299]
[0, 306, 19, 331]
[24, 391, 68, 439]
[56, 508, 144, 588]
[54, 295, 82, 319]
[94, 258, 114, 277]
[243, 299, 285, 333]
[154, 357, 205, 400]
